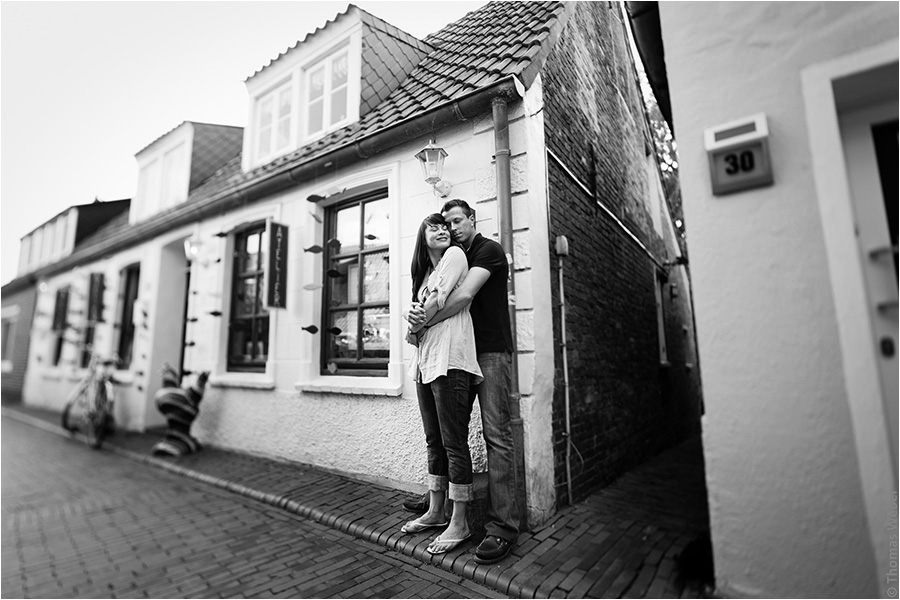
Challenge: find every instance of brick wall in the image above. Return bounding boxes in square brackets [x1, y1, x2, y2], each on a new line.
[1, 286, 37, 402]
[542, 2, 702, 504]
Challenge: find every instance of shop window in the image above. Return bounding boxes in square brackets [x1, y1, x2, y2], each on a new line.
[322, 190, 390, 375]
[117, 265, 140, 369]
[228, 224, 269, 372]
[51, 287, 70, 366]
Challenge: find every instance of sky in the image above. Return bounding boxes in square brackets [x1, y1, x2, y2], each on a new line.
[0, 0, 489, 286]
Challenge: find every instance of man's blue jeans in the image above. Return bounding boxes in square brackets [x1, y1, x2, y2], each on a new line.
[416, 369, 474, 502]
[473, 352, 520, 541]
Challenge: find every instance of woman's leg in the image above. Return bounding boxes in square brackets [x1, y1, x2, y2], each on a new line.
[408, 380, 448, 527]
[428, 370, 474, 552]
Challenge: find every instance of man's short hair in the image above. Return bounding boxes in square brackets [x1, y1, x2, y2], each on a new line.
[441, 198, 474, 219]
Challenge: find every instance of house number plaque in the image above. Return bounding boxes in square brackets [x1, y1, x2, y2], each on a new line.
[704, 113, 774, 196]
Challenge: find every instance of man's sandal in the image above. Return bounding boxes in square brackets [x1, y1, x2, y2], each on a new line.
[426, 532, 472, 554]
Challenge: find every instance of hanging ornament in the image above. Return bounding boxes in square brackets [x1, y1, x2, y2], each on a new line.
[208, 311, 222, 317]
[303, 283, 324, 291]
[302, 325, 319, 334]
[309, 211, 323, 223]
[304, 245, 324, 253]
[327, 362, 338, 374]
[326, 238, 341, 249]
[326, 327, 342, 335]
[326, 269, 343, 278]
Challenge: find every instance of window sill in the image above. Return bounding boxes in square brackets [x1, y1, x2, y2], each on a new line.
[296, 375, 402, 397]
[209, 373, 275, 390]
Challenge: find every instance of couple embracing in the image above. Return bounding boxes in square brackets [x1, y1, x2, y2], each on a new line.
[402, 199, 520, 565]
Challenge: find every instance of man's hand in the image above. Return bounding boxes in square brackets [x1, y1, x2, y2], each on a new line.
[405, 302, 428, 331]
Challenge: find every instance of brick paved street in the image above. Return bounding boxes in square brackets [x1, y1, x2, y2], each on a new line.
[1, 417, 507, 599]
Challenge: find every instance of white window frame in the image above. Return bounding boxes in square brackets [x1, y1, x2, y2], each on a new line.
[254, 78, 295, 164]
[303, 47, 352, 140]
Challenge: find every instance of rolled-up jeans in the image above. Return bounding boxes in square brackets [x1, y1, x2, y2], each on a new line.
[416, 369, 474, 502]
[473, 352, 520, 541]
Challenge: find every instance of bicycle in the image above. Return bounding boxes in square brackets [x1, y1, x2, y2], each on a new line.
[61, 351, 117, 449]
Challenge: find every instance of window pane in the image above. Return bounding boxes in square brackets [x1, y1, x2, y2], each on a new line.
[230, 320, 251, 363]
[277, 119, 290, 150]
[236, 278, 257, 317]
[239, 231, 262, 273]
[363, 198, 389, 248]
[258, 126, 272, 157]
[328, 310, 358, 359]
[255, 274, 268, 315]
[309, 67, 325, 100]
[361, 308, 390, 359]
[253, 317, 269, 360]
[332, 53, 348, 87]
[363, 252, 389, 303]
[330, 86, 348, 125]
[278, 88, 292, 118]
[259, 96, 274, 127]
[334, 204, 361, 254]
[328, 256, 359, 306]
[308, 99, 324, 134]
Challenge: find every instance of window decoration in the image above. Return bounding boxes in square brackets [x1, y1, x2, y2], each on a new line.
[322, 190, 390, 374]
[228, 224, 269, 372]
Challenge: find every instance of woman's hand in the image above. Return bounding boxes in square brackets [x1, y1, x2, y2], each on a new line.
[404, 302, 428, 332]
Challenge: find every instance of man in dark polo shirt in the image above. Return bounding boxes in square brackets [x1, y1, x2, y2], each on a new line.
[407, 198, 520, 564]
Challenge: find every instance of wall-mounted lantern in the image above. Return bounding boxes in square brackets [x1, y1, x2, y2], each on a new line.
[183, 237, 204, 264]
[415, 140, 452, 198]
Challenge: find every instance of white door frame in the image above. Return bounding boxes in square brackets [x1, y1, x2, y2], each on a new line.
[802, 39, 898, 597]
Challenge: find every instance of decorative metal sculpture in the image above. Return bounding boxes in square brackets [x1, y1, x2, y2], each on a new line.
[151, 363, 210, 457]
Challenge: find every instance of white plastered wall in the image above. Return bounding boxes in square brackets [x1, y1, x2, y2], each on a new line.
[657, 2, 897, 597]
[185, 105, 554, 494]
[22, 223, 194, 432]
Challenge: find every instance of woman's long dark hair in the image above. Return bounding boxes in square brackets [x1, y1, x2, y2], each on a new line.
[410, 213, 460, 302]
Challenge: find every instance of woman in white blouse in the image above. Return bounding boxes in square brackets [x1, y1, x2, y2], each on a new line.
[402, 213, 483, 555]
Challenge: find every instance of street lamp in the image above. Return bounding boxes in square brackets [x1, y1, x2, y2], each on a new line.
[414, 140, 452, 198]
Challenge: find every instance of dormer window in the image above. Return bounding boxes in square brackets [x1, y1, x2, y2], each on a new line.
[256, 79, 294, 161]
[306, 49, 350, 138]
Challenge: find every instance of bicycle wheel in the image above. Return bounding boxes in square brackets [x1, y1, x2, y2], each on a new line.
[61, 401, 77, 432]
[86, 412, 105, 449]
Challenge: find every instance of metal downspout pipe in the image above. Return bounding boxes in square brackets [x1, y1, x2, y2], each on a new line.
[555, 236, 573, 505]
[492, 96, 528, 530]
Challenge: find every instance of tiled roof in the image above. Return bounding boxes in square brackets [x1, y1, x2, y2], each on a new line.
[189, 123, 243, 191]
[73, 209, 132, 252]
[227, 1, 567, 187]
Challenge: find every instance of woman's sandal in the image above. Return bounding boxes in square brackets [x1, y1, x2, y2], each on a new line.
[426, 532, 472, 554]
[401, 518, 449, 534]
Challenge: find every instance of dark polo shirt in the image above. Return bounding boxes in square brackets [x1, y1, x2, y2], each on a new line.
[465, 233, 513, 354]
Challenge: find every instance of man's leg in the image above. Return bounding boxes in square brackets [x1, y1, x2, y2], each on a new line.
[475, 352, 520, 563]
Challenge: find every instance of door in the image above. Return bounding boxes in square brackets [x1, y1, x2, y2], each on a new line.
[840, 101, 898, 476]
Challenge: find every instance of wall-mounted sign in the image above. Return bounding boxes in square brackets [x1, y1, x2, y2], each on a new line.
[705, 113, 774, 196]
[267, 222, 288, 309]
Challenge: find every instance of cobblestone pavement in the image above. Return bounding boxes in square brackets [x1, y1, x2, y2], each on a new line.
[1, 417, 507, 599]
